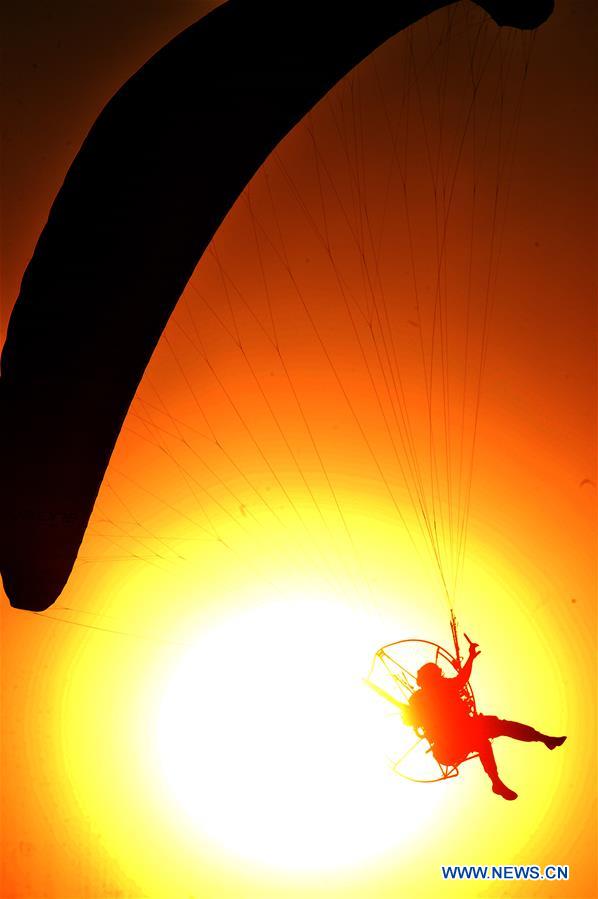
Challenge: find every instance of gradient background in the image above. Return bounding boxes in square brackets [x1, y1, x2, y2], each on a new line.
[1, 2, 596, 897]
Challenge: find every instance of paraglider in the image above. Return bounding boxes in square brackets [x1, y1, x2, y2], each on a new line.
[1, 0, 554, 613]
[366, 614, 566, 795]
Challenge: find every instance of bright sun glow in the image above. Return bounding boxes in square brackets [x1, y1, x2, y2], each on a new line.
[155, 591, 442, 874]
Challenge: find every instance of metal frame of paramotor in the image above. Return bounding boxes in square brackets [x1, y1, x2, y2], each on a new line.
[366, 637, 480, 784]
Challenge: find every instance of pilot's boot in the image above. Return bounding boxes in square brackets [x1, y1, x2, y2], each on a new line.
[491, 779, 518, 801]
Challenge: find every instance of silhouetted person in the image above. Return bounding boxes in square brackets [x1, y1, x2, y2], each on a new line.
[403, 642, 566, 800]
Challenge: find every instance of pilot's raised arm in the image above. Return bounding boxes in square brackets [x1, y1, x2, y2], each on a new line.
[452, 640, 480, 690]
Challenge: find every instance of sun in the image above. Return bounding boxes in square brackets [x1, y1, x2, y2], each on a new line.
[154, 589, 444, 875]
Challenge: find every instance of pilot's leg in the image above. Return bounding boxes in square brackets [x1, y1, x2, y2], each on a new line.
[477, 738, 518, 801]
[482, 715, 566, 750]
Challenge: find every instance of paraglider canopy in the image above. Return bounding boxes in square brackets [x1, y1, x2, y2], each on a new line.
[1, 0, 554, 612]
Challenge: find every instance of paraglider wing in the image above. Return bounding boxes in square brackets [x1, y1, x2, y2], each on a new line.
[0, 0, 553, 612]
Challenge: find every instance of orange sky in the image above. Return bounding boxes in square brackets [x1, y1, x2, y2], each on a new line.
[1, 2, 596, 898]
